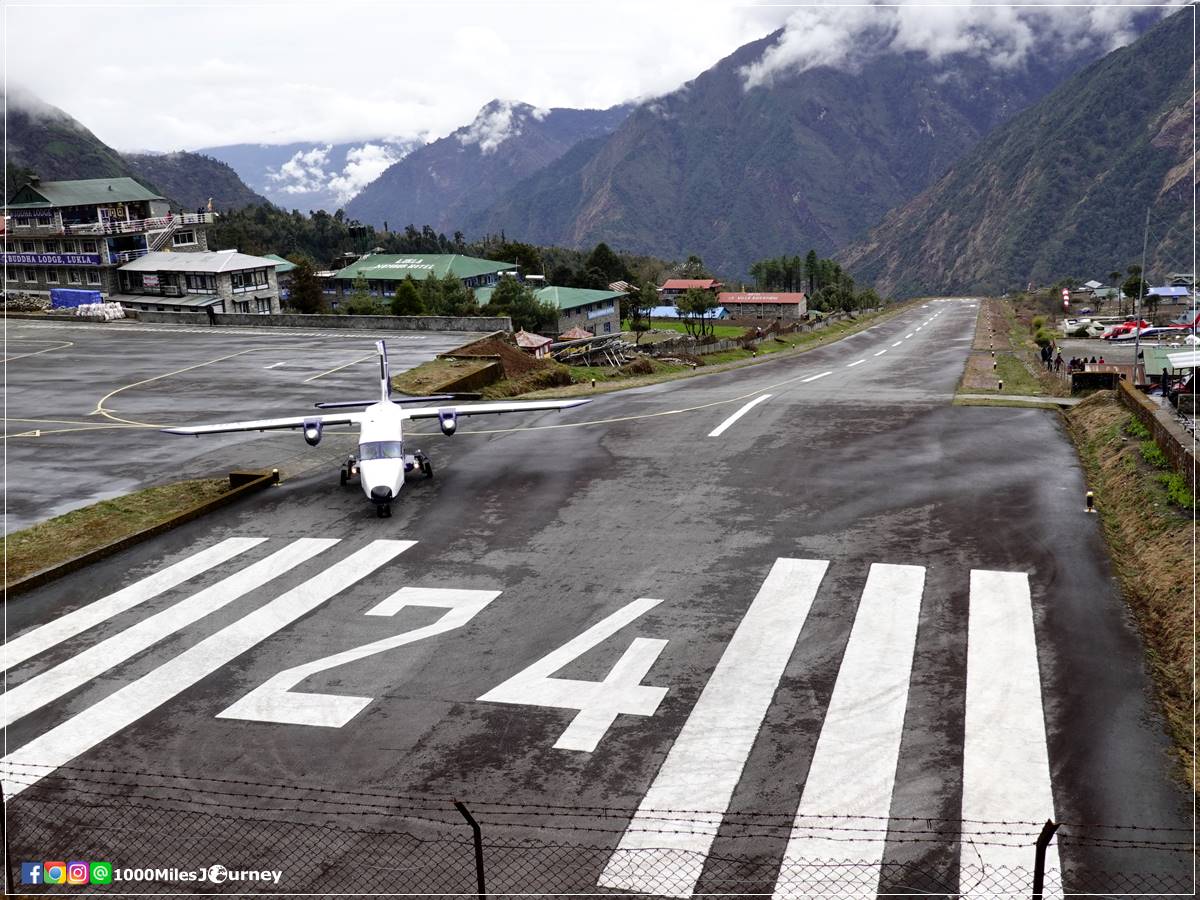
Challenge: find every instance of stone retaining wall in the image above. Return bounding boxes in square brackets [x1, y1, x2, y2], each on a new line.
[1117, 380, 1197, 491]
[131, 310, 512, 332]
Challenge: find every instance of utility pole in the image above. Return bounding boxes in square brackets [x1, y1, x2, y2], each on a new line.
[1133, 208, 1150, 385]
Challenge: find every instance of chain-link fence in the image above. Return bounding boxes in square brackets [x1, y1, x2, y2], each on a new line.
[3, 762, 1193, 896]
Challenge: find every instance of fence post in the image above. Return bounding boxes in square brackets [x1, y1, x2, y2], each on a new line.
[1, 779, 14, 894]
[454, 800, 486, 899]
[1031, 818, 1060, 899]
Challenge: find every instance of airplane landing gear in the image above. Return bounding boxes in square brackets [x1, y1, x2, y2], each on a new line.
[376, 503, 392, 519]
[340, 456, 358, 486]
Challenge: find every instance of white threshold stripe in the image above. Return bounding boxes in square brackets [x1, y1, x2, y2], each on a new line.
[708, 394, 772, 437]
[599, 558, 830, 897]
[801, 371, 832, 383]
[1, 539, 340, 727]
[1, 540, 414, 798]
[961, 571, 1060, 898]
[846, 360, 865, 368]
[4, 538, 265, 668]
[874, 349, 888, 357]
[773, 564, 924, 899]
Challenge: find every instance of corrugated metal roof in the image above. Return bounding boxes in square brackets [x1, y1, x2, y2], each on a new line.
[718, 292, 806, 304]
[332, 254, 515, 281]
[1166, 351, 1200, 369]
[8, 177, 164, 209]
[515, 329, 552, 347]
[660, 279, 721, 291]
[118, 250, 275, 273]
[263, 253, 297, 273]
[535, 285, 624, 312]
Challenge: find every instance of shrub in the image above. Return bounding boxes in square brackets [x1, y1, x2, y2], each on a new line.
[1157, 472, 1194, 509]
[1033, 328, 1054, 347]
[1139, 440, 1170, 469]
[1031, 315, 1046, 331]
[1123, 417, 1152, 439]
[619, 357, 654, 376]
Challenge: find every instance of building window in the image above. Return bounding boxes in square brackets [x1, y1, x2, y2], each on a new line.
[255, 298, 271, 314]
[13, 217, 30, 228]
[86, 270, 101, 285]
[44, 241, 59, 253]
[234, 300, 250, 313]
[68, 270, 82, 284]
[24, 268, 38, 283]
[230, 269, 268, 293]
[172, 230, 196, 247]
[185, 273, 216, 293]
[62, 240, 76, 252]
[21, 241, 35, 253]
[82, 241, 97, 253]
[46, 270, 60, 284]
[6, 269, 17, 282]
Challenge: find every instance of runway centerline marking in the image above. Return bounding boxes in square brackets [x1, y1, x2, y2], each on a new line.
[892, 341, 903, 347]
[599, 558, 829, 897]
[4, 538, 265, 668]
[905, 332, 914, 338]
[846, 359, 865, 368]
[874, 349, 888, 356]
[801, 371, 832, 383]
[708, 394, 772, 437]
[1, 540, 413, 798]
[774, 564, 924, 898]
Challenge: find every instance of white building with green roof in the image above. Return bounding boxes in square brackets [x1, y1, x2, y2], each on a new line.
[476, 283, 624, 336]
[328, 253, 517, 300]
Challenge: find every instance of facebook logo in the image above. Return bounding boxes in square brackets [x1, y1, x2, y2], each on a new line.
[21, 862, 42, 884]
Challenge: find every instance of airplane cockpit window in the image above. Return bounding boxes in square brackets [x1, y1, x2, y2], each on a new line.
[358, 441, 404, 460]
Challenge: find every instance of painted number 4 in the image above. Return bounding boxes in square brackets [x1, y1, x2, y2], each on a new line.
[478, 597, 669, 752]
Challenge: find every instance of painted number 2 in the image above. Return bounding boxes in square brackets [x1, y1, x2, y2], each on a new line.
[218, 587, 499, 728]
[478, 597, 669, 752]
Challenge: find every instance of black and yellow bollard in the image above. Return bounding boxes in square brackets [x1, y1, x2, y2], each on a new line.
[998, 379, 1004, 391]
[1085, 490, 1095, 513]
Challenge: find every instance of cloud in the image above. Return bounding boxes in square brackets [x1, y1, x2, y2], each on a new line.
[739, 1, 1177, 89]
[268, 146, 332, 195]
[457, 101, 525, 155]
[326, 143, 406, 202]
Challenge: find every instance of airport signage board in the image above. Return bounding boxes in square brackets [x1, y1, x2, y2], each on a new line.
[4, 252, 101, 266]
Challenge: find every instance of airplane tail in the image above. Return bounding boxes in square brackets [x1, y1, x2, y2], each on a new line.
[377, 340, 391, 402]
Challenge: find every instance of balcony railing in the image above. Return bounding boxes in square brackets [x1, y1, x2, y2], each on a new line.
[22, 212, 215, 237]
[114, 248, 150, 264]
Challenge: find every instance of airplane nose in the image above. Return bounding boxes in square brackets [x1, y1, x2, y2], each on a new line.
[370, 486, 393, 502]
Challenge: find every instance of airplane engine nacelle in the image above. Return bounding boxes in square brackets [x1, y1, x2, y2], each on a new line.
[303, 418, 323, 446]
[438, 410, 458, 436]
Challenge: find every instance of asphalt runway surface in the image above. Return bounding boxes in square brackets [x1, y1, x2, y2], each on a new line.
[4, 320, 483, 531]
[4, 304, 1193, 896]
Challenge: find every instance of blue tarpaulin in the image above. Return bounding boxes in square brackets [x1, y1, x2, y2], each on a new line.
[50, 288, 103, 308]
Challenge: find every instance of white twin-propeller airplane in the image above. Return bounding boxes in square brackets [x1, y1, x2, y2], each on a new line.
[165, 340, 590, 517]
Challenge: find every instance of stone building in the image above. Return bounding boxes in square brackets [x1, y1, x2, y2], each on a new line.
[115, 250, 281, 314]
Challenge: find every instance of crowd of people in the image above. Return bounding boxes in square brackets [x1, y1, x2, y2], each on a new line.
[1040, 342, 1106, 374]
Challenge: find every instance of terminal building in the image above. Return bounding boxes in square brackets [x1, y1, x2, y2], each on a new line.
[717, 291, 808, 320]
[475, 283, 625, 337]
[115, 250, 281, 314]
[325, 253, 517, 299]
[4, 177, 214, 297]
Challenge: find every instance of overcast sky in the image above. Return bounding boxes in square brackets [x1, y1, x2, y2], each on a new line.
[3, 0, 1175, 152]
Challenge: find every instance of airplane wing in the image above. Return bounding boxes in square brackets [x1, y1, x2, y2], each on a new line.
[162, 412, 363, 436]
[400, 399, 591, 421]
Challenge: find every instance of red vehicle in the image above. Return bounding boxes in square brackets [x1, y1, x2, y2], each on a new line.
[1102, 319, 1151, 340]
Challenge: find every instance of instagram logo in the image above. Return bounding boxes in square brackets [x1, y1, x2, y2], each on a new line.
[67, 861, 89, 884]
[44, 861, 67, 884]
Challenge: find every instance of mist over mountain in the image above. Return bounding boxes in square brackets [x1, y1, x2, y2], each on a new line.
[343, 100, 632, 233]
[464, 23, 1137, 279]
[842, 6, 1196, 297]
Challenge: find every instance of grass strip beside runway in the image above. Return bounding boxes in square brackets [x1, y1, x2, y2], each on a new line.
[1065, 392, 1196, 789]
[4, 479, 229, 587]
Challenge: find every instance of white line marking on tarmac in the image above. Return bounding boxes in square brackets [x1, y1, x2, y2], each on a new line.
[905, 332, 914, 338]
[302, 351, 378, 383]
[0, 540, 413, 798]
[801, 371, 832, 383]
[892, 341, 903, 347]
[846, 360, 865, 368]
[708, 394, 772, 437]
[220, 586, 499, 728]
[263, 361, 287, 369]
[773, 564, 924, 899]
[961, 571, 1060, 897]
[2, 539, 339, 727]
[4, 538, 265, 668]
[479, 597, 668, 752]
[598, 558, 830, 898]
[874, 349, 888, 357]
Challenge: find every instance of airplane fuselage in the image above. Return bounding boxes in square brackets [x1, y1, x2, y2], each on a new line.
[355, 401, 407, 506]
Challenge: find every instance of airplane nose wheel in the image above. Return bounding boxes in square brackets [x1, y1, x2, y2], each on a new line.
[376, 503, 392, 519]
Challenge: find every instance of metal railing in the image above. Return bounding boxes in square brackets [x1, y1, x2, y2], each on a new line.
[60, 212, 213, 237]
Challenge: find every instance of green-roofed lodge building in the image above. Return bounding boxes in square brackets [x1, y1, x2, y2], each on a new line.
[4, 176, 215, 299]
[476, 283, 625, 336]
[326, 253, 517, 302]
